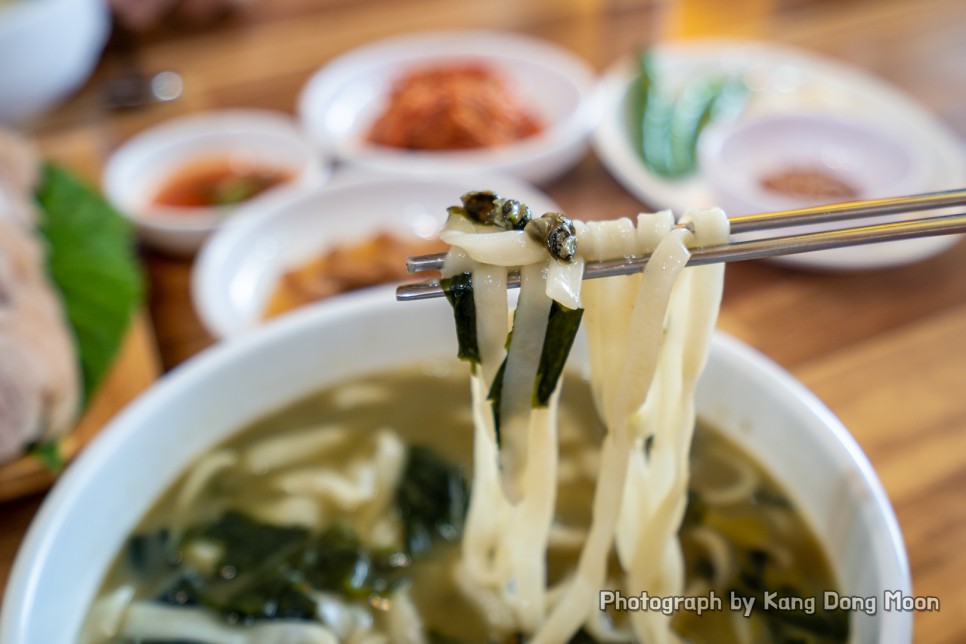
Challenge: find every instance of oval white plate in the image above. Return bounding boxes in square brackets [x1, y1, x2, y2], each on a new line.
[298, 30, 598, 184]
[593, 39, 966, 270]
[193, 172, 560, 339]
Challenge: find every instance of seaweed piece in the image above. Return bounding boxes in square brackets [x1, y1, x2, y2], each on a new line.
[488, 301, 582, 437]
[157, 571, 203, 607]
[157, 514, 412, 624]
[738, 548, 770, 592]
[681, 488, 707, 529]
[487, 356, 508, 446]
[441, 272, 481, 365]
[567, 628, 599, 643]
[729, 549, 850, 642]
[200, 511, 309, 575]
[297, 522, 411, 598]
[396, 445, 469, 557]
[533, 302, 583, 406]
[127, 529, 177, 578]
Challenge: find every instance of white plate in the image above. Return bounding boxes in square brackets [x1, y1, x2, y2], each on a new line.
[593, 39, 966, 270]
[103, 109, 329, 255]
[192, 172, 560, 339]
[297, 30, 598, 184]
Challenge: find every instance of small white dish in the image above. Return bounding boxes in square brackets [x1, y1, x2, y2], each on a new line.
[102, 110, 329, 255]
[593, 39, 966, 270]
[0, 289, 910, 642]
[700, 112, 930, 216]
[192, 172, 560, 339]
[297, 30, 598, 185]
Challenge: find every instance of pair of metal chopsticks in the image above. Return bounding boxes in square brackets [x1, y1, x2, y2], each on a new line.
[396, 189, 966, 301]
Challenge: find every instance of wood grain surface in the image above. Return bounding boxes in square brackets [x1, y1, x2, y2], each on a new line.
[2, 0, 965, 642]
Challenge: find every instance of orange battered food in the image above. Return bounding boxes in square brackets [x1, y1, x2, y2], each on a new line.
[264, 233, 448, 318]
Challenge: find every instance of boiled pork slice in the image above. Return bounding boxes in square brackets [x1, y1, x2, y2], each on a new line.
[0, 131, 81, 463]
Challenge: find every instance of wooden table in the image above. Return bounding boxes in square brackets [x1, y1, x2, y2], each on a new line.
[2, 0, 965, 641]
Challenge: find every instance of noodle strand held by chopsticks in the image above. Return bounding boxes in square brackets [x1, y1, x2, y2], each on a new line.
[441, 198, 728, 642]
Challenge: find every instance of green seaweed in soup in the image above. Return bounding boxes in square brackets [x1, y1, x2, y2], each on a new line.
[81, 365, 847, 644]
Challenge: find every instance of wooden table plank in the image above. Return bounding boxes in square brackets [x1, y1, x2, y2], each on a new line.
[797, 304, 966, 644]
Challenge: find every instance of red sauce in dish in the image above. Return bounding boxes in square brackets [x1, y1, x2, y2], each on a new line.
[152, 157, 294, 209]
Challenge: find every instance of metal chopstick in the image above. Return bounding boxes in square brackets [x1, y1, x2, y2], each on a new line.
[396, 190, 966, 302]
[405, 188, 966, 274]
[727, 187, 966, 232]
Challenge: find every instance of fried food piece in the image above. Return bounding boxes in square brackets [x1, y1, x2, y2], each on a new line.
[264, 233, 448, 318]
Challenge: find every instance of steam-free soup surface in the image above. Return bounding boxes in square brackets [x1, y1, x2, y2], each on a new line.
[83, 364, 847, 643]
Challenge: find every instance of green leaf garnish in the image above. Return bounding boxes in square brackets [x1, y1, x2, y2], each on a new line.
[34, 163, 143, 405]
[27, 441, 65, 473]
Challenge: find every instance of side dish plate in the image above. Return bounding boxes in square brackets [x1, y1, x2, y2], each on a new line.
[298, 30, 598, 184]
[192, 172, 560, 338]
[593, 39, 966, 270]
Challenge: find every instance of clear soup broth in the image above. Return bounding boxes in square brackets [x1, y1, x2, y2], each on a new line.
[82, 364, 847, 643]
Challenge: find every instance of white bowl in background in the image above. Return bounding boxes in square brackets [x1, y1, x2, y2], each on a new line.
[1, 288, 909, 642]
[0, 0, 109, 124]
[102, 110, 329, 255]
[297, 30, 598, 185]
[192, 171, 559, 339]
[698, 111, 930, 216]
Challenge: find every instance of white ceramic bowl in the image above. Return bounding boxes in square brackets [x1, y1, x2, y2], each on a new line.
[2, 288, 909, 642]
[0, 0, 109, 124]
[102, 110, 329, 255]
[192, 172, 560, 339]
[298, 30, 598, 184]
[699, 111, 930, 216]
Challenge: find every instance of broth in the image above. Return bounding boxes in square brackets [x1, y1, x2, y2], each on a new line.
[82, 364, 847, 643]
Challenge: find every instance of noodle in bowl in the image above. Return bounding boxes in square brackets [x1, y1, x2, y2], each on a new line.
[1, 287, 910, 642]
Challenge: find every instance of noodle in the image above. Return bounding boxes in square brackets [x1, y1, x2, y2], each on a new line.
[440, 194, 729, 641]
